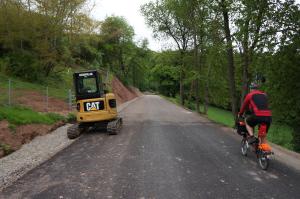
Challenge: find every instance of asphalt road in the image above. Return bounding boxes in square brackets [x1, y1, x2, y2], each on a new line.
[1, 95, 300, 199]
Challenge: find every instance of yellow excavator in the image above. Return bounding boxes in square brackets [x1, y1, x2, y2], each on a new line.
[67, 70, 122, 139]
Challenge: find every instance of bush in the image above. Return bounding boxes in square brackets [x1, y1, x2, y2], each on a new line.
[267, 124, 294, 150]
[0, 57, 10, 73]
[65, 112, 77, 123]
[0, 143, 14, 155]
[45, 112, 65, 122]
[6, 51, 44, 82]
[186, 100, 195, 110]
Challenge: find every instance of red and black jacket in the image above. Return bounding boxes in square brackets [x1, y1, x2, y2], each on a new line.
[239, 90, 272, 117]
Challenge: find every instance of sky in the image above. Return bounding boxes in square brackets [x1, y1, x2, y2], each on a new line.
[90, 0, 300, 52]
[90, 0, 162, 51]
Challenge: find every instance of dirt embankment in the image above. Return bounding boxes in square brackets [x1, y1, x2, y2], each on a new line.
[16, 90, 70, 115]
[0, 90, 70, 158]
[112, 77, 142, 104]
[0, 120, 65, 158]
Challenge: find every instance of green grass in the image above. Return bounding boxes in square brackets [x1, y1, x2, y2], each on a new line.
[0, 106, 64, 126]
[267, 124, 294, 150]
[162, 95, 235, 127]
[0, 73, 72, 100]
[162, 95, 295, 151]
[65, 112, 77, 123]
[206, 106, 234, 127]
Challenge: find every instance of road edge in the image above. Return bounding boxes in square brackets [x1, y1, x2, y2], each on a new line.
[159, 95, 300, 171]
[118, 96, 142, 113]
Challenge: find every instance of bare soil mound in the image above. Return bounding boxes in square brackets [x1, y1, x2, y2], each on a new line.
[112, 77, 139, 104]
[10, 77, 139, 112]
[16, 91, 69, 115]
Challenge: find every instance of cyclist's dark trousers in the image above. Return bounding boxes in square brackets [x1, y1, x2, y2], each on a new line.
[246, 115, 272, 132]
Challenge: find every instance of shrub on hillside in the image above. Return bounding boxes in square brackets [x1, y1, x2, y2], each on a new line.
[6, 52, 43, 82]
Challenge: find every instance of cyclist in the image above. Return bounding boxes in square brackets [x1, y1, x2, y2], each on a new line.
[238, 82, 272, 146]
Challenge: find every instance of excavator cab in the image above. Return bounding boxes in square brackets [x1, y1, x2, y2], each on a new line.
[67, 70, 122, 139]
[74, 71, 102, 101]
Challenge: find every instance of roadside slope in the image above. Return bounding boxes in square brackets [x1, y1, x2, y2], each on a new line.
[112, 77, 140, 104]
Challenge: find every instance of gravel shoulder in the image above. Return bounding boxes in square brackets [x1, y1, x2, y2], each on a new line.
[0, 96, 141, 191]
[0, 124, 74, 190]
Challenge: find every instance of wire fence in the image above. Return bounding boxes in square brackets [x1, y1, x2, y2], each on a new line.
[0, 76, 75, 114]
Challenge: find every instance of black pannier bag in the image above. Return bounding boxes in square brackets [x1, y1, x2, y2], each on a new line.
[236, 120, 247, 136]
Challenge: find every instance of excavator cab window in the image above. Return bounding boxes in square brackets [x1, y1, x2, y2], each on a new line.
[74, 71, 102, 100]
[78, 76, 97, 94]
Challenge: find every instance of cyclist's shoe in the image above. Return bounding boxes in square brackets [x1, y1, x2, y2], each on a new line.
[248, 136, 258, 144]
[259, 143, 272, 151]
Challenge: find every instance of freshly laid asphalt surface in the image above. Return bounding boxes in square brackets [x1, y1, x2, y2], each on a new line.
[1, 95, 300, 199]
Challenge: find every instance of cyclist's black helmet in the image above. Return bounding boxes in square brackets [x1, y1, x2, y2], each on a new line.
[249, 82, 259, 90]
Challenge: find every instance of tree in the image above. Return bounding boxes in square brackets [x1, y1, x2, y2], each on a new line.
[141, 0, 192, 105]
[149, 51, 180, 97]
[180, 0, 210, 113]
[0, 0, 100, 80]
[267, 37, 300, 151]
[234, 0, 278, 105]
[99, 16, 135, 79]
[219, 0, 239, 119]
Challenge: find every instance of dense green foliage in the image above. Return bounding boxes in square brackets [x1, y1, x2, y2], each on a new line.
[142, 0, 300, 151]
[0, 0, 152, 89]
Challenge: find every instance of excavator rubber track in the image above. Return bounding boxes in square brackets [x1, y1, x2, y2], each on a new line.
[67, 124, 88, 139]
[67, 124, 81, 139]
[107, 117, 123, 135]
[67, 117, 122, 139]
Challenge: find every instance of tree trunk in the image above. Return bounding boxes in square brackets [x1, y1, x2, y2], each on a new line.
[193, 33, 200, 112]
[133, 65, 137, 87]
[240, 17, 250, 108]
[204, 83, 209, 114]
[221, 0, 238, 121]
[189, 80, 195, 101]
[27, 0, 31, 12]
[119, 47, 125, 76]
[240, 51, 250, 106]
[180, 66, 184, 106]
[44, 62, 54, 77]
[180, 51, 185, 106]
[195, 80, 200, 112]
[204, 62, 212, 115]
[293, 124, 300, 153]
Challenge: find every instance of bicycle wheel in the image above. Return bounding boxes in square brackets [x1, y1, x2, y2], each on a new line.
[258, 153, 269, 170]
[241, 138, 248, 156]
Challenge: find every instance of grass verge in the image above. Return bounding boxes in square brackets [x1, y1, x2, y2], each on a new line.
[162, 95, 295, 151]
[161, 95, 234, 127]
[0, 106, 65, 126]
